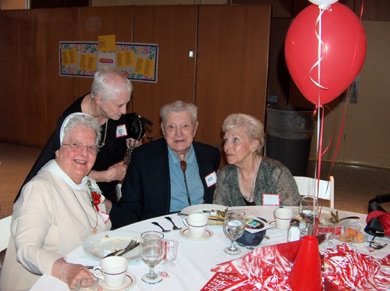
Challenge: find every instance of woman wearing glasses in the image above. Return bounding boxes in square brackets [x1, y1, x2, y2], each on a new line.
[0, 113, 111, 290]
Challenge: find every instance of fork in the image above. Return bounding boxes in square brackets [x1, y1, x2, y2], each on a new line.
[151, 221, 171, 232]
[104, 239, 137, 258]
[165, 216, 182, 230]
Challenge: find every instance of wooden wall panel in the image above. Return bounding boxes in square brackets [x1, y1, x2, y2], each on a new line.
[0, 11, 21, 144]
[44, 8, 81, 141]
[196, 5, 271, 150]
[132, 5, 198, 138]
[19, 10, 48, 147]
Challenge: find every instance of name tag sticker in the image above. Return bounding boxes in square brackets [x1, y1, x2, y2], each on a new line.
[205, 171, 217, 188]
[262, 194, 280, 206]
[116, 124, 127, 138]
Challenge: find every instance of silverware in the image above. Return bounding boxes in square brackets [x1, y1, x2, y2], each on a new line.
[165, 216, 182, 230]
[117, 241, 140, 257]
[103, 239, 138, 258]
[151, 221, 171, 232]
[338, 216, 360, 222]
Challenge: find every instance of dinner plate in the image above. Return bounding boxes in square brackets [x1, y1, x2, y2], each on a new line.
[180, 204, 227, 225]
[83, 230, 141, 261]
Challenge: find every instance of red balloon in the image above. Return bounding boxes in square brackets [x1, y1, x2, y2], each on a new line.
[285, 3, 366, 105]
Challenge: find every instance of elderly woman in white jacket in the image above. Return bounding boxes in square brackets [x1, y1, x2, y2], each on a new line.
[0, 113, 111, 290]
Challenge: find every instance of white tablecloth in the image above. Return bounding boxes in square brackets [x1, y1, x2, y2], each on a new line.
[30, 206, 390, 291]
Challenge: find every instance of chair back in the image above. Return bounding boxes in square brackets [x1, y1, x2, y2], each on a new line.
[0, 215, 12, 253]
[294, 176, 335, 208]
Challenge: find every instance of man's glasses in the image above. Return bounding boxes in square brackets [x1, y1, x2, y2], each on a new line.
[62, 142, 99, 155]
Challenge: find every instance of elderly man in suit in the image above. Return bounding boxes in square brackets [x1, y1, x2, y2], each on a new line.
[110, 100, 220, 229]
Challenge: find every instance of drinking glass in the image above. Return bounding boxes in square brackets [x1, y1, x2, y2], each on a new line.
[139, 231, 165, 284]
[223, 210, 246, 255]
[162, 239, 179, 268]
[299, 196, 318, 236]
[318, 218, 335, 250]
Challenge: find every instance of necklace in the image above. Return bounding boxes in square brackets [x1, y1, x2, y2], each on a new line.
[239, 157, 261, 202]
[88, 96, 108, 149]
[70, 189, 98, 234]
[99, 121, 108, 148]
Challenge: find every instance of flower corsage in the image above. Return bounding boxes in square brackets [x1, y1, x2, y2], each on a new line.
[87, 179, 109, 224]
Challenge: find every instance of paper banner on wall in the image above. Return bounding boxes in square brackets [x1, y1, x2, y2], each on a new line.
[59, 41, 158, 83]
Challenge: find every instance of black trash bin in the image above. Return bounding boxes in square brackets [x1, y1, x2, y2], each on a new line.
[265, 105, 314, 176]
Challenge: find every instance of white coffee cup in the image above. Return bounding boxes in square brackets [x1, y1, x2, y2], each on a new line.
[274, 207, 294, 230]
[93, 256, 128, 287]
[182, 213, 208, 238]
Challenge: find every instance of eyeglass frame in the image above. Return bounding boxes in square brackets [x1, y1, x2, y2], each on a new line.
[62, 142, 99, 154]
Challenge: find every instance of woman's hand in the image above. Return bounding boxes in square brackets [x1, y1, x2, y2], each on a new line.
[89, 161, 127, 182]
[52, 258, 101, 290]
[106, 161, 127, 181]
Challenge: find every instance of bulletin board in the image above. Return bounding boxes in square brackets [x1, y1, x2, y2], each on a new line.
[59, 41, 159, 83]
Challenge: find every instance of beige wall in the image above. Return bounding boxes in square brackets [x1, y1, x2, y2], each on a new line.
[312, 21, 390, 169]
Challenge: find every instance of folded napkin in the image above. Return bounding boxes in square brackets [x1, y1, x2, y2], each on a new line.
[202, 242, 390, 291]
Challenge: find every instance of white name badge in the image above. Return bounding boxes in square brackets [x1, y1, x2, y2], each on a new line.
[116, 124, 127, 138]
[205, 171, 217, 188]
[262, 194, 280, 206]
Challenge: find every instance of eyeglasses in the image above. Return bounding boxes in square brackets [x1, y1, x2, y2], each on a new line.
[62, 142, 99, 154]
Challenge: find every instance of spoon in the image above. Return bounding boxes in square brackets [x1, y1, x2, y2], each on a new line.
[151, 221, 171, 232]
[165, 216, 182, 230]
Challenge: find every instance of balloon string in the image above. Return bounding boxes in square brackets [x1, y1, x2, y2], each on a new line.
[309, 8, 328, 91]
[328, 88, 350, 177]
[359, 0, 365, 21]
[313, 103, 325, 233]
[320, 105, 334, 156]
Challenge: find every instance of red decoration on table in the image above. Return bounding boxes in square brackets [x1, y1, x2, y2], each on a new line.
[323, 244, 390, 290]
[201, 272, 247, 291]
[289, 235, 322, 291]
[205, 238, 390, 290]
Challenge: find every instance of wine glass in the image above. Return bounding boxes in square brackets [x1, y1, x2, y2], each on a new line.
[139, 231, 165, 284]
[223, 210, 246, 255]
[299, 196, 318, 236]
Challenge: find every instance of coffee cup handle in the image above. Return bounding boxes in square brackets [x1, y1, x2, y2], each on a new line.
[182, 217, 189, 227]
[92, 266, 104, 281]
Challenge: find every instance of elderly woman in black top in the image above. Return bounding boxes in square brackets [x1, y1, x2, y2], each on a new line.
[214, 113, 300, 207]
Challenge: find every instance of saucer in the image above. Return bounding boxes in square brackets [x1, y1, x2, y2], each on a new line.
[99, 273, 136, 290]
[179, 228, 213, 241]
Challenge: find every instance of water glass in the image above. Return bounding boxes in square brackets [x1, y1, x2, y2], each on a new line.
[223, 210, 246, 255]
[74, 277, 99, 291]
[139, 231, 165, 284]
[299, 196, 318, 235]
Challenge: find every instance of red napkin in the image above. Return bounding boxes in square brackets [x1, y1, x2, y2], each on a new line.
[323, 244, 390, 290]
[203, 241, 390, 291]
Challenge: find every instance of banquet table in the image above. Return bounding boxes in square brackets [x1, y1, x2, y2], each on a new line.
[31, 206, 390, 291]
